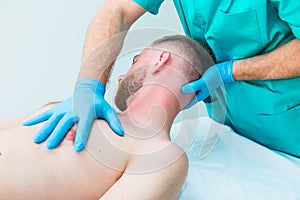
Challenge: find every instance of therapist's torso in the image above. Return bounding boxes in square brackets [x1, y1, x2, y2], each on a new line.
[133, 0, 300, 157]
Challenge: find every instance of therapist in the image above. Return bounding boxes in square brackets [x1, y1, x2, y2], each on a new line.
[24, 0, 300, 156]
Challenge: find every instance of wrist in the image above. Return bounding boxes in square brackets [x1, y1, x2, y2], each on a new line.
[216, 60, 235, 83]
[76, 78, 106, 95]
[232, 59, 244, 81]
[232, 59, 252, 81]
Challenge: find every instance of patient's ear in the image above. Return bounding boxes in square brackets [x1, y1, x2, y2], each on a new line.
[151, 51, 171, 74]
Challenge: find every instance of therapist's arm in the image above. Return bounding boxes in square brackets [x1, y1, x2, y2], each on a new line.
[78, 0, 146, 83]
[233, 39, 300, 80]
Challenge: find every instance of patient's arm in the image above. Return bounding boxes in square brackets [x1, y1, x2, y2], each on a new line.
[0, 103, 76, 140]
[100, 153, 188, 200]
[0, 117, 24, 131]
[0, 104, 54, 132]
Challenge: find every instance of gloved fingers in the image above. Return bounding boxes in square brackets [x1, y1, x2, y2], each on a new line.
[33, 113, 64, 143]
[195, 90, 209, 102]
[102, 104, 124, 136]
[181, 78, 206, 94]
[23, 109, 53, 126]
[73, 115, 94, 152]
[46, 114, 75, 149]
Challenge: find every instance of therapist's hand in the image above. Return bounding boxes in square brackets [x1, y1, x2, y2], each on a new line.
[181, 60, 234, 108]
[23, 78, 124, 152]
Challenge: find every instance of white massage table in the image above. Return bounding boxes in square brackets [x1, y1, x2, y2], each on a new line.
[170, 117, 300, 200]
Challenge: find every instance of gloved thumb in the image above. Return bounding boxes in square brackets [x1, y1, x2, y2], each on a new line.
[181, 78, 205, 94]
[102, 104, 124, 136]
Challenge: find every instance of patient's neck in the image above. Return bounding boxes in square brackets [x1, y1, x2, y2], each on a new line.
[119, 85, 181, 140]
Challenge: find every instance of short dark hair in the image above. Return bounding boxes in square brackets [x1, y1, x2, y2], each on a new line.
[151, 35, 215, 81]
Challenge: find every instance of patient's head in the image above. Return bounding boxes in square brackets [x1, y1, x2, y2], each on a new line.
[115, 35, 214, 111]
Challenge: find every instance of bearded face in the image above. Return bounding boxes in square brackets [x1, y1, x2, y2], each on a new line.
[115, 65, 147, 111]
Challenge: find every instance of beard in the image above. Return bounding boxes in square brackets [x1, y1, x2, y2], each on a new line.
[115, 66, 147, 111]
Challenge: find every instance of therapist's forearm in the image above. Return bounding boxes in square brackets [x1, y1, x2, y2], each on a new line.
[78, 2, 128, 83]
[78, 0, 145, 84]
[232, 39, 300, 81]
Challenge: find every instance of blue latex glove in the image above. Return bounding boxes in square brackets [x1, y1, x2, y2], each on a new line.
[181, 60, 234, 108]
[23, 78, 124, 152]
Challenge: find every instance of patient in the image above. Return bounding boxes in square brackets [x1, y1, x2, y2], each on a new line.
[0, 35, 214, 199]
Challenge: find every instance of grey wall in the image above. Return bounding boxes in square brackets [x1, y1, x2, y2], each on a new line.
[0, 0, 185, 119]
[0, 0, 207, 121]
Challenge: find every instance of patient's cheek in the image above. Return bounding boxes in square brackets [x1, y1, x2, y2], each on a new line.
[65, 129, 76, 141]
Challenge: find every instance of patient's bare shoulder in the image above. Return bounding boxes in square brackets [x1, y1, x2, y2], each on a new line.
[101, 141, 188, 199]
[128, 140, 187, 172]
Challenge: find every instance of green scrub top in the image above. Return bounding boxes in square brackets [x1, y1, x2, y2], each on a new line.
[133, 0, 300, 157]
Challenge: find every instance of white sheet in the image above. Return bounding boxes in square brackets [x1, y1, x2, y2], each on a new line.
[170, 117, 300, 200]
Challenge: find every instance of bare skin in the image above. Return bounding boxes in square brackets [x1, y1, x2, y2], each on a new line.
[0, 104, 187, 200]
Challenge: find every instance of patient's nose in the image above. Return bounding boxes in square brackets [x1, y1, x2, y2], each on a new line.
[118, 75, 125, 83]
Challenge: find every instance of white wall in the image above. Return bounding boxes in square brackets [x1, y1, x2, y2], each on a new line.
[0, 0, 206, 120]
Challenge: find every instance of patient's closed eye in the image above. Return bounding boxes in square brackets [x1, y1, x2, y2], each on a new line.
[132, 54, 139, 65]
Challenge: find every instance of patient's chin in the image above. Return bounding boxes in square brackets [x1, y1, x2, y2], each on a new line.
[115, 95, 128, 112]
[115, 66, 147, 111]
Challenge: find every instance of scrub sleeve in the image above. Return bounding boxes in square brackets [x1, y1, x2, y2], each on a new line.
[133, 0, 165, 15]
